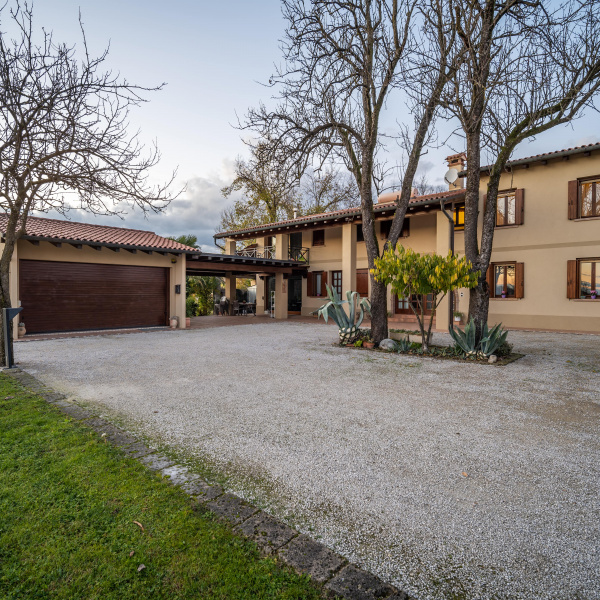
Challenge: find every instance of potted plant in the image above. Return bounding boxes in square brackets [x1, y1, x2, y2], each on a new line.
[170, 316, 179, 329]
[453, 311, 463, 323]
[17, 322, 26, 337]
[591, 289, 597, 300]
[363, 338, 375, 349]
[501, 291, 506, 298]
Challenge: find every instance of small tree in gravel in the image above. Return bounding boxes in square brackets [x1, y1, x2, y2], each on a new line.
[372, 246, 478, 352]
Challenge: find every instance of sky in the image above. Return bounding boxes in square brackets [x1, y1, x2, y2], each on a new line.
[17, 1, 600, 251]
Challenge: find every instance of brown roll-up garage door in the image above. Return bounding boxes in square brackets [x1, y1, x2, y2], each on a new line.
[19, 260, 169, 333]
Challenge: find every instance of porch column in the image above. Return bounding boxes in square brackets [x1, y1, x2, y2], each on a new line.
[255, 276, 266, 315]
[173, 255, 187, 328]
[224, 273, 236, 315]
[435, 211, 450, 331]
[341, 222, 357, 295]
[274, 233, 289, 319]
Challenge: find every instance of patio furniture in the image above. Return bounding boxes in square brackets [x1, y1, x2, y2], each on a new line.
[233, 301, 240, 316]
[214, 302, 220, 316]
[219, 297, 229, 316]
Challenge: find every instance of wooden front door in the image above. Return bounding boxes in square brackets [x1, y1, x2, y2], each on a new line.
[395, 294, 434, 315]
[19, 259, 169, 334]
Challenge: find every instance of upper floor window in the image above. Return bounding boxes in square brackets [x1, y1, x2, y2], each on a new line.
[580, 178, 600, 218]
[379, 218, 410, 239]
[312, 229, 325, 246]
[568, 177, 600, 219]
[567, 259, 600, 299]
[356, 223, 364, 242]
[495, 189, 524, 227]
[496, 191, 516, 226]
[454, 206, 464, 230]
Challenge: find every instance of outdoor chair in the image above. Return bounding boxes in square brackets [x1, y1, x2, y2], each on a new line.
[233, 301, 240, 316]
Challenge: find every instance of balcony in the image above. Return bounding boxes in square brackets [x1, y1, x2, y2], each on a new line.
[236, 245, 310, 264]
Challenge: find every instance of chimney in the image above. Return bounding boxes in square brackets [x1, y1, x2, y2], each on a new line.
[445, 153, 467, 190]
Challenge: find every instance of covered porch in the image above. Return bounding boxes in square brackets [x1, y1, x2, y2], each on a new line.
[186, 248, 308, 319]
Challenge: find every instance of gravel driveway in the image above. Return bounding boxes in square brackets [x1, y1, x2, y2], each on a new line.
[17, 323, 600, 600]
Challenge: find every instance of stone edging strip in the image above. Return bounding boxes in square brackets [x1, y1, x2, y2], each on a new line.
[4, 368, 412, 600]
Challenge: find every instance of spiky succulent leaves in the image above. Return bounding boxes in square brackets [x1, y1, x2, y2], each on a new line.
[317, 284, 351, 329]
[449, 317, 478, 356]
[479, 322, 508, 357]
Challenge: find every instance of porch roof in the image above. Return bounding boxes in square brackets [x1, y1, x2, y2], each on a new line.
[186, 252, 308, 277]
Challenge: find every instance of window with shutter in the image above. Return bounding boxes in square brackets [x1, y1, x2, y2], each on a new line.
[515, 189, 525, 225]
[569, 177, 600, 220]
[496, 190, 520, 227]
[489, 262, 522, 298]
[380, 220, 392, 239]
[356, 269, 369, 296]
[312, 229, 325, 246]
[571, 258, 600, 299]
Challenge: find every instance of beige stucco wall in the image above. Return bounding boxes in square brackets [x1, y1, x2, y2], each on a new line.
[478, 151, 600, 332]
[9, 240, 187, 338]
[300, 213, 439, 318]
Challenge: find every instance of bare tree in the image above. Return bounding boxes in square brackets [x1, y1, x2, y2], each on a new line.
[244, 0, 460, 342]
[221, 140, 301, 224]
[300, 167, 360, 214]
[0, 2, 177, 361]
[441, 0, 600, 339]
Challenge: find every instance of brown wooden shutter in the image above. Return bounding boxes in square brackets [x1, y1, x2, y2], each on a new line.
[307, 272, 314, 297]
[321, 271, 328, 297]
[568, 180, 578, 220]
[515, 262, 524, 298]
[486, 264, 494, 296]
[567, 260, 578, 299]
[515, 189, 525, 225]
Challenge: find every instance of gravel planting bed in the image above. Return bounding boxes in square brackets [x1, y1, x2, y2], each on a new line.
[17, 323, 600, 600]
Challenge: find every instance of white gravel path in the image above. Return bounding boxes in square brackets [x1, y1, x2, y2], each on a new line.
[17, 323, 600, 600]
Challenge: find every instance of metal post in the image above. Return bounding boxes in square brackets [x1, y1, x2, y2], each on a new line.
[3, 307, 23, 368]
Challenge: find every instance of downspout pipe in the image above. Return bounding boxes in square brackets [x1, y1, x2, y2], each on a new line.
[439, 199, 455, 330]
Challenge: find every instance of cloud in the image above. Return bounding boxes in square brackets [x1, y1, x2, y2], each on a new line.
[35, 160, 240, 252]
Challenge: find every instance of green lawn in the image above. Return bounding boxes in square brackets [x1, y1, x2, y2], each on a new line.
[0, 375, 323, 600]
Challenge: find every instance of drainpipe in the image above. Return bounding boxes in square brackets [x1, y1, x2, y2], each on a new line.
[439, 199, 455, 330]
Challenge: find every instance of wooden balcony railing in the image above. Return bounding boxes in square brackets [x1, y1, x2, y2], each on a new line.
[288, 247, 310, 263]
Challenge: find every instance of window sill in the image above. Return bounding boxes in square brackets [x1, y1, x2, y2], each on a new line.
[574, 216, 600, 222]
[490, 297, 521, 301]
[571, 298, 600, 302]
[495, 224, 521, 229]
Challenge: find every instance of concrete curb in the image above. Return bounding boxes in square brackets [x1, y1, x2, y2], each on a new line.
[4, 368, 413, 600]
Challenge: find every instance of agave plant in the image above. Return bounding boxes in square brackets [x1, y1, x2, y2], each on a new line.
[317, 284, 371, 344]
[479, 322, 508, 357]
[448, 317, 478, 357]
[449, 318, 509, 358]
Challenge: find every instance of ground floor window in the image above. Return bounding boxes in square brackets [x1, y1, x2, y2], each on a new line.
[578, 259, 600, 298]
[494, 263, 516, 298]
[488, 262, 524, 299]
[307, 271, 327, 297]
[395, 294, 433, 315]
[331, 270, 342, 297]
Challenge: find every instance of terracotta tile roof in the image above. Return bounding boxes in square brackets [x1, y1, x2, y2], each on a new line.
[215, 188, 465, 239]
[0, 214, 198, 252]
[475, 142, 600, 174]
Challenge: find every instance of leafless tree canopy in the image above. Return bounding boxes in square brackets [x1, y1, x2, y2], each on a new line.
[440, 0, 600, 335]
[243, 0, 461, 341]
[0, 1, 178, 359]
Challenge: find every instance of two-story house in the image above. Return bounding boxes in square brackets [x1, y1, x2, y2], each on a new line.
[214, 142, 600, 334]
